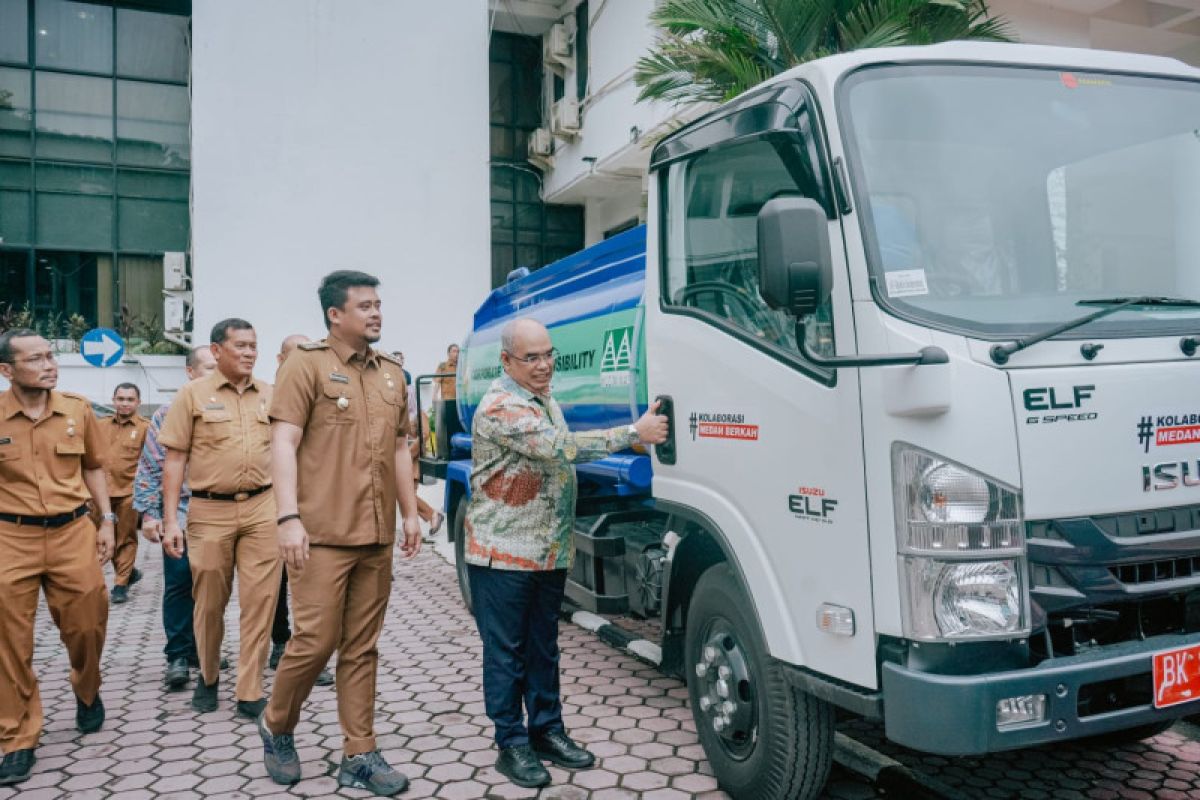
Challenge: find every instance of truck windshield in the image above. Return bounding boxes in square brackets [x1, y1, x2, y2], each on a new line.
[840, 64, 1200, 338]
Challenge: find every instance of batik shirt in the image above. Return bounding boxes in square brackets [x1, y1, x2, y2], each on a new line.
[464, 374, 638, 571]
[132, 403, 190, 525]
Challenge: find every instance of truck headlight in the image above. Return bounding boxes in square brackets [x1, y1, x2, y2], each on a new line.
[893, 445, 1028, 641]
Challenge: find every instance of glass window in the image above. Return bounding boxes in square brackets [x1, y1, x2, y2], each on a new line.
[117, 254, 163, 321]
[33, 250, 98, 324]
[35, 161, 112, 194]
[0, 67, 32, 157]
[0, 250, 28, 312]
[35, 72, 113, 162]
[664, 138, 834, 358]
[0, 0, 29, 64]
[36, 192, 113, 249]
[117, 168, 187, 200]
[117, 80, 189, 168]
[35, 0, 113, 74]
[117, 9, 188, 82]
[117, 197, 186, 251]
[0, 189, 31, 244]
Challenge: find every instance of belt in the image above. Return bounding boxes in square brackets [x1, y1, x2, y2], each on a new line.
[191, 484, 272, 502]
[0, 504, 90, 528]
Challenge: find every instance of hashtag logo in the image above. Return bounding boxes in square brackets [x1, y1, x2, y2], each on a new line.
[689, 412, 698, 440]
[1136, 416, 1154, 452]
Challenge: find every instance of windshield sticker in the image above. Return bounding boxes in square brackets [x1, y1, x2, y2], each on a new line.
[688, 412, 758, 442]
[885, 269, 928, 298]
[1137, 413, 1200, 453]
[1060, 72, 1113, 90]
[788, 485, 837, 524]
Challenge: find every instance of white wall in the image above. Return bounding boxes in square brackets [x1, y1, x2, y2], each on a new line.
[191, 0, 491, 382]
[0, 355, 187, 408]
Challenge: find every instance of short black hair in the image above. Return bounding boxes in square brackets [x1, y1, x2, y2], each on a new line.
[113, 382, 141, 398]
[318, 270, 380, 330]
[210, 318, 253, 345]
[0, 328, 38, 364]
[185, 345, 209, 368]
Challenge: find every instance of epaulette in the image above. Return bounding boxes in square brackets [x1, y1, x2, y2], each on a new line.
[298, 341, 329, 351]
[60, 391, 90, 403]
[378, 351, 403, 367]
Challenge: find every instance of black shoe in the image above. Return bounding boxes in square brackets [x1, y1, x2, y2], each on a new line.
[236, 698, 267, 719]
[337, 750, 409, 796]
[269, 641, 286, 670]
[531, 729, 595, 769]
[257, 712, 302, 785]
[76, 694, 104, 733]
[0, 749, 34, 786]
[129, 567, 143, 586]
[191, 678, 218, 713]
[220, 656, 229, 670]
[193, 656, 229, 670]
[164, 657, 190, 690]
[495, 745, 550, 789]
[110, 585, 128, 604]
[314, 668, 334, 687]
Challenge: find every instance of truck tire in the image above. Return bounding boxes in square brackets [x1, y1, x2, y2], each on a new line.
[452, 500, 473, 615]
[686, 564, 833, 800]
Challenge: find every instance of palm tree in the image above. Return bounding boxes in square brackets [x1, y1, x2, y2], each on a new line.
[635, 0, 1014, 105]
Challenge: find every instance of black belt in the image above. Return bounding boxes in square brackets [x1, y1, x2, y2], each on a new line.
[0, 504, 90, 528]
[191, 484, 272, 502]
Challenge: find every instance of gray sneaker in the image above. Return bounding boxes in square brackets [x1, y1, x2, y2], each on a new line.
[337, 750, 409, 796]
[257, 712, 301, 785]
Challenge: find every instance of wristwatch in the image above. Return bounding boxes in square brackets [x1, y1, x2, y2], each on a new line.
[101, 512, 117, 523]
[627, 424, 640, 443]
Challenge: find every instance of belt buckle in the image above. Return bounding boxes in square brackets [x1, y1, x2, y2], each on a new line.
[234, 491, 249, 502]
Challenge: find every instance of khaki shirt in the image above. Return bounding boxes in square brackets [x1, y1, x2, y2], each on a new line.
[270, 335, 408, 546]
[435, 360, 457, 401]
[101, 414, 149, 498]
[0, 390, 105, 516]
[158, 371, 273, 494]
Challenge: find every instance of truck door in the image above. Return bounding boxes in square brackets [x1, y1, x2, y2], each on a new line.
[644, 96, 877, 688]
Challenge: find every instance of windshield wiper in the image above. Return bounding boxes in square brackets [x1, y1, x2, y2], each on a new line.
[989, 295, 1200, 364]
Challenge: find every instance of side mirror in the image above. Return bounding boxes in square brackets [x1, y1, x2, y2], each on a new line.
[757, 196, 833, 318]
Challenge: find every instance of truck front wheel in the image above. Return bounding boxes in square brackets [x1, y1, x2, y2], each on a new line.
[452, 500, 473, 615]
[686, 564, 833, 800]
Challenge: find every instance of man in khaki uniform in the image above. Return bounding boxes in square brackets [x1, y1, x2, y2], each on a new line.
[95, 382, 149, 604]
[258, 270, 421, 797]
[160, 318, 280, 719]
[0, 329, 114, 786]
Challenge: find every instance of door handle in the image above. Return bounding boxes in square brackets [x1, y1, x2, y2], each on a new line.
[653, 394, 676, 465]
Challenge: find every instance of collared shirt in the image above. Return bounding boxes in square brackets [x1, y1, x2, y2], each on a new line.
[133, 402, 190, 524]
[0, 389, 105, 516]
[101, 413, 149, 498]
[464, 374, 636, 571]
[158, 371, 273, 494]
[435, 360, 458, 400]
[269, 334, 409, 546]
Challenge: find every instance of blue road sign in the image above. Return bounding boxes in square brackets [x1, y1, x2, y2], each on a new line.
[81, 328, 125, 368]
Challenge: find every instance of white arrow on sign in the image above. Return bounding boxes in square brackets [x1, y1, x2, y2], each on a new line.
[82, 333, 122, 363]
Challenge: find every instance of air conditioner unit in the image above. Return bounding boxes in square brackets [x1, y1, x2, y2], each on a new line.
[545, 22, 573, 70]
[163, 251, 187, 290]
[550, 98, 581, 138]
[528, 127, 553, 157]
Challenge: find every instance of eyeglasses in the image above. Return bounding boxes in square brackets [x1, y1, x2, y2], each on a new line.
[506, 348, 558, 366]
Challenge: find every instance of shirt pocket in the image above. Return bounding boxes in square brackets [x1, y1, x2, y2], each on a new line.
[0, 442, 22, 481]
[254, 406, 272, 451]
[198, 408, 233, 444]
[52, 439, 86, 483]
[376, 388, 406, 444]
[322, 383, 357, 425]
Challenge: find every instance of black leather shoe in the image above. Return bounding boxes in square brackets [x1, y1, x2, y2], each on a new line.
[236, 698, 267, 719]
[191, 678, 218, 713]
[532, 730, 595, 769]
[495, 745, 550, 789]
[164, 657, 190, 690]
[337, 750, 409, 796]
[0, 749, 34, 785]
[76, 694, 104, 733]
[314, 668, 334, 687]
[269, 641, 286, 670]
[110, 585, 128, 604]
[129, 567, 143, 586]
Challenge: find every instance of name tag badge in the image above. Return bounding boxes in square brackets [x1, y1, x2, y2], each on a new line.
[330, 372, 350, 384]
[204, 403, 225, 410]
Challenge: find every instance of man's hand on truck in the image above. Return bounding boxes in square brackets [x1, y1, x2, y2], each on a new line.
[634, 401, 670, 445]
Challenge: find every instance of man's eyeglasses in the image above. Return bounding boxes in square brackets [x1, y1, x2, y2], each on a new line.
[506, 348, 558, 366]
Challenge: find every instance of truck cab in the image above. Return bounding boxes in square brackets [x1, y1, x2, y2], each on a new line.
[434, 42, 1200, 800]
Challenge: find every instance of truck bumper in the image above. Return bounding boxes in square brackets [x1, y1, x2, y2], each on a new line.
[881, 632, 1200, 755]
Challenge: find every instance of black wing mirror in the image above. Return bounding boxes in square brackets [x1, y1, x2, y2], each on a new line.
[757, 196, 833, 318]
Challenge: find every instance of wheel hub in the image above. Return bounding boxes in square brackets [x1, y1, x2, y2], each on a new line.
[693, 622, 755, 755]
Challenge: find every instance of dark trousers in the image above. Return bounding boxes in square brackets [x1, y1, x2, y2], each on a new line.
[162, 544, 197, 664]
[272, 568, 291, 646]
[468, 564, 567, 749]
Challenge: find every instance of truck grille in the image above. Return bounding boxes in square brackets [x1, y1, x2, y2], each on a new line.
[1109, 556, 1200, 586]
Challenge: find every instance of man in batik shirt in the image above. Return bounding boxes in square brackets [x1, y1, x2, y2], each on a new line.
[464, 317, 668, 789]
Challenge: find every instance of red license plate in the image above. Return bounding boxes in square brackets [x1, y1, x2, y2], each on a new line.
[1153, 644, 1200, 709]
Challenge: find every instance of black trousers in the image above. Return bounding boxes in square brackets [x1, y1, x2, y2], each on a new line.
[468, 565, 567, 749]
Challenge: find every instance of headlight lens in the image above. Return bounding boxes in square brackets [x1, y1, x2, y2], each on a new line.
[918, 463, 990, 524]
[901, 557, 1026, 639]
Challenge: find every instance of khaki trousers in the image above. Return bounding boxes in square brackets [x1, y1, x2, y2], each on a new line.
[265, 543, 393, 756]
[187, 491, 280, 701]
[0, 515, 108, 753]
[90, 495, 139, 586]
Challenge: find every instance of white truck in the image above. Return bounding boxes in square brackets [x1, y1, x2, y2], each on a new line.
[427, 42, 1200, 799]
